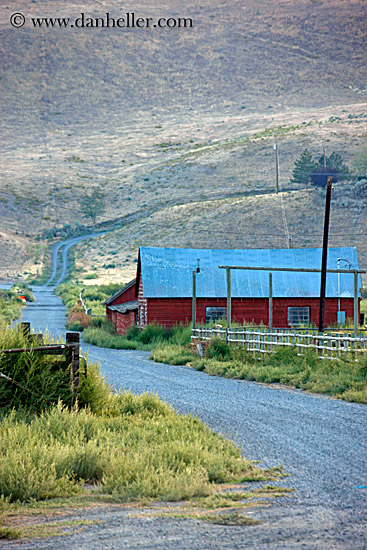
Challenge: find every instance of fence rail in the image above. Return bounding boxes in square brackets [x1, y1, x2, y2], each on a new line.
[1, 322, 82, 396]
[192, 327, 367, 360]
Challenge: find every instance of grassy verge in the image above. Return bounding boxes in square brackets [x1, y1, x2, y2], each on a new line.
[0, 283, 35, 325]
[0, 323, 284, 539]
[56, 281, 124, 316]
[151, 340, 367, 404]
[82, 326, 151, 350]
[82, 323, 192, 352]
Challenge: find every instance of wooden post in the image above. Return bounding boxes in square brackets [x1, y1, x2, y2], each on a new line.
[319, 177, 333, 333]
[269, 272, 273, 330]
[354, 270, 359, 338]
[192, 270, 196, 330]
[226, 268, 231, 344]
[66, 332, 80, 392]
[20, 322, 31, 339]
[30, 333, 43, 346]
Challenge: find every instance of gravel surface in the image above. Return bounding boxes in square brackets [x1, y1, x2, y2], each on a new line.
[4, 287, 366, 550]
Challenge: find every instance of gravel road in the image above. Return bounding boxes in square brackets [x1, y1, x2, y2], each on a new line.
[3, 288, 366, 550]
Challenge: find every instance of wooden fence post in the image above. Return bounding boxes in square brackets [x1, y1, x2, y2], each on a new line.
[20, 322, 31, 339]
[66, 332, 80, 392]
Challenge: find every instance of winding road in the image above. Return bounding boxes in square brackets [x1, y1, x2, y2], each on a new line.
[4, 238, 367, 549]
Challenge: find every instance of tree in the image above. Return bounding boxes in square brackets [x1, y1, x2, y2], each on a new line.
[316, 151, 349, 179]
[290, 149, 317, 185]
[80, 189, 106, 224]
[310, 151, 349, 188]
[310, 166, 339, 188]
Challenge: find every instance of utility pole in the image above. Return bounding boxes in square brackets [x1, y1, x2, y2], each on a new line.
[319, 177, 333, 333]
[274, 141, 279, 194]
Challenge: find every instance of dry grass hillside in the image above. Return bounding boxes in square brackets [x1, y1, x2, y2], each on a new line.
[0, 0, 366, 278]
[75, 185, 367, 285]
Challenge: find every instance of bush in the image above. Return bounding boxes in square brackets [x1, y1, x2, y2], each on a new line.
[125, 324, 140, 341]
[137, 324, 169, 345]
[0, 326, 73, 413]
[10, 283, 35, 303]
[205, 338, 231, 361]
[66, 306, 91, 331]
[152, 344, 194, 366]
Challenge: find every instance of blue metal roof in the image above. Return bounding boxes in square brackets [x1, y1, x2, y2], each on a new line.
[139, 247, 361, 299]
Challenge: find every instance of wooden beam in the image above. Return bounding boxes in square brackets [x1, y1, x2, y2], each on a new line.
[226, 267, 231, 333]
[192, 270, 197, 330]
[354, 271, 359, 338]
[219, 266, 366, 274]
[269, 272, 273, 330]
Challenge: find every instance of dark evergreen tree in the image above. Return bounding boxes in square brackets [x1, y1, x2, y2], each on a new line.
[317, 151, 349, 179]
[290, 149, 317, 185]
[309, 151, 349, 187]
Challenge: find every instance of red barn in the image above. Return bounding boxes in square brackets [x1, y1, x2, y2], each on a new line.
[105, 246, 361, 334]
[104, 278, 138, 335]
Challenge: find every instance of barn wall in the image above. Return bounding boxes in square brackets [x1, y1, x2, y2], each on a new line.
[115, 310, 136, 335]
[145, 297, 358, 328]
[105, 281, 137, 319]
[109, 282, 137, 306]
[137, 274, 147, 328]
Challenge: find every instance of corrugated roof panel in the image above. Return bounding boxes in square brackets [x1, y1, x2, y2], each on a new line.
[140, 247, 361, 298]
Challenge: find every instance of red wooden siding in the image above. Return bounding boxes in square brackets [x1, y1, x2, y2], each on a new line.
[115, 310, 136, 335]
[108, 281, 136, 306]
[106, 280, 137, 323]
[144, 297, 358, 328]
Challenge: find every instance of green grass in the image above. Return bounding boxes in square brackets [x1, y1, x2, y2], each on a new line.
[0, 284, 34, 325]
[0, 392, 271, 504]
[82, 326, 151, 350]
[0, 321, 278, 540]
[55, 281, 124, 316]
[83, 323, 192, 351]
[152, 341, 367, 404]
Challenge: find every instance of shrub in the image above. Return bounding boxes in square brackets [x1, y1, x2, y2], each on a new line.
[137, 324, 169, 345]
[205, 338, 231, 361]
[0, 326, 73, 413]
[152, 344, 194, 366]
[66, 306, 92, 331]
[10, 283, 35, 303]
[125, 324, 140, 341]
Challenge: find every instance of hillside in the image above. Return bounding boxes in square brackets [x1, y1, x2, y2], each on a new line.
[0, 0, 366, 279]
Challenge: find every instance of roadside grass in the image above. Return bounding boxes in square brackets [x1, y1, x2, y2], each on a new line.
[0, 283, 34, 325]
[82, 323, 192, 352]
[0, 398, 280, 537]
[0, 324, 282, 539]
[0, 517, 101, 540]
[151, 341, 367, 404]
[55, 280, 123, 318]
[131, 483, 293, 526]
[0, 480, 293, 539]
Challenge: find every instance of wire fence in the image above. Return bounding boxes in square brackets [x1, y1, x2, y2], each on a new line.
[192, 326, 367, 360]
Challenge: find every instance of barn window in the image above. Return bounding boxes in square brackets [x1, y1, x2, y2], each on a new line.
[287, 307, 310, 326]
[206, 307, 227, 324]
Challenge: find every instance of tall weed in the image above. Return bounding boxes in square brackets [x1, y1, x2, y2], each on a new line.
[0, 398, 263, 503]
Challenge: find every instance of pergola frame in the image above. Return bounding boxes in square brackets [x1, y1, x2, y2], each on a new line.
[218, 265, 366, 337]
